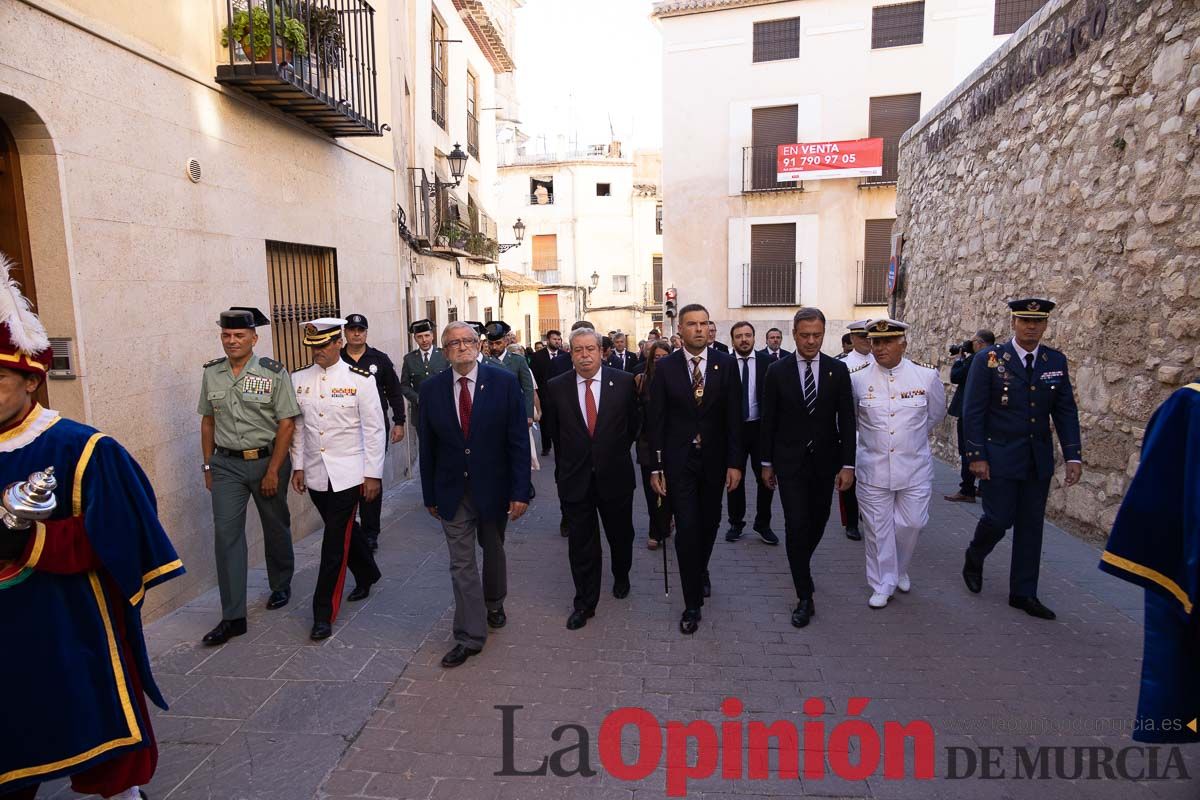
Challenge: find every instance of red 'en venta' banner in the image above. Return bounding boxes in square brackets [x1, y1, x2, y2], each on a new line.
[776, 138, 884, 182]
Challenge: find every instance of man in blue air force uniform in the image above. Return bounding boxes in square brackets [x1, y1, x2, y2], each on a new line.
[960, 298, 1082, 621]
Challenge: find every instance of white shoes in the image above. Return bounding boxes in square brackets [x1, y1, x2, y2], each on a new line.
[897, 574, 911, 593]
[868, 592, 890, 609]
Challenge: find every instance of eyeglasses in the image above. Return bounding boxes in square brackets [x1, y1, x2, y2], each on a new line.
[444, 338, 478, 350]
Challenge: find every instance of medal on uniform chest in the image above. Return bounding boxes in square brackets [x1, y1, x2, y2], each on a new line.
[1001, 382, 1009, 407]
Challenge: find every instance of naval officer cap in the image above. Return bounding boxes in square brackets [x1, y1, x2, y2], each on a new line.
[219, 307, 270, 329]
[484, 320, 512, 342]
[847, 319, 871, 334]
[1008, 298, 1056, 319]
[345, 313, 369, 329]
[302, 317, 346, 347]
[409, 318, 434, 335]
[866, 318, 910, 338]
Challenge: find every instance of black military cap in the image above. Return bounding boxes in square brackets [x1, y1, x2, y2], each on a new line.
[219, 307, 269, 329]
[465, 321, 487, 336]
[484, 320, 512, 342]
[1008, 298, 1056, 319]
[345, 313, 369, 329]
[409, 318, 434, 335]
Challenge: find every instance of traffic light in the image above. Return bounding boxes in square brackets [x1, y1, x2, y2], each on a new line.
[664, 287, 677, 319]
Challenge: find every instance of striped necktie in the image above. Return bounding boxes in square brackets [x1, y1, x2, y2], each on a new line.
[691, 356, 704, 406]
[803, 359, 816, 415]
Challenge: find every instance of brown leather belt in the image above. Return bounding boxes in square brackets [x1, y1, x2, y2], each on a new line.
[215, 445, 272, 460]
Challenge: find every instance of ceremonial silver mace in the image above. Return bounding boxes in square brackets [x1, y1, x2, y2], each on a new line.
[2, 467, 58, 530]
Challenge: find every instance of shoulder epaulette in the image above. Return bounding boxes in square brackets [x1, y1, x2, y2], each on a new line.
[258, 357, 284, 373]
[348, 364, 372, 378]
[835, 352, 847, 360]
[849, 362, 870, 374]
[913, 359, 938, 370]
[203, 356, 227, 368]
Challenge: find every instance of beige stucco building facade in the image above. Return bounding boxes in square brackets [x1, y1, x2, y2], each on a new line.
[652, 0, 1036, 349]
[497, 146, 664, 342]
[0, 0, 521, 617]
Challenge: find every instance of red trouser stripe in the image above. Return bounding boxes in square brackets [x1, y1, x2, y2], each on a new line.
[329, 502, 358, 624]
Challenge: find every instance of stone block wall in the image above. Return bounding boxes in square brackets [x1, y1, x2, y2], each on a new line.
[895, 0, 1199, 539]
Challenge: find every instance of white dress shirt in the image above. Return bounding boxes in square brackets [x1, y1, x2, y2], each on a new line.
[290, 358, 385, 492]
[1011, 340, 1040, 366]
[735, 351, 759, 421]
[683, 348, 707, 385]
[849, 358, 947, 490]
[451, 364, 479, 428]
[576, 370, 602, 422]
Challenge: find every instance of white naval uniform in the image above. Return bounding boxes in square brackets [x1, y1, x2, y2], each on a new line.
[290, 359, 386, 491]
[842, 349, 875, 372]
[850, 357, 946, 595]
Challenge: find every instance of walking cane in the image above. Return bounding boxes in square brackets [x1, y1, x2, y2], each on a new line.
[657, 451, 669, 596]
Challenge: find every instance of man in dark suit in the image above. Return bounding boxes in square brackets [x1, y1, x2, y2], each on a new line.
[530, 329, 569, 456]
[706, 321, 730, 353]
[725, 321, 778, 545]
[607, 331, 641, 372]
[418, 322, 532, 668]
[945, 329, 995, 503]
[757, 327, 791, 363]
[760, 307, 856, 629]
[544, 328, 640, 630]
[648, 304, 743, 635]
[961, 299, 1082, 621]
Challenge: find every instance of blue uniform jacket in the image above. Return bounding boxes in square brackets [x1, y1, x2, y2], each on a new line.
[417, 363, 532, 521]
[961, 340, 1082, 481]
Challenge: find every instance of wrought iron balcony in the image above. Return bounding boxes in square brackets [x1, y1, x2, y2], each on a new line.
[742, 262, 800, 306]
[742, 146, 805, 193]
[216, 0, 382, 137]
[859, 140, 899, 187]
[857, 259, 889, 305]
[407, 168, 434, 245]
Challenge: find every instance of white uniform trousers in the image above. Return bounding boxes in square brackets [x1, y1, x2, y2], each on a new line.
[857, 481, 932, 594]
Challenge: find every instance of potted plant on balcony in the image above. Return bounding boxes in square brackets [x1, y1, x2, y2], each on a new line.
[301, 2, 345, 70]
[221, 2, 308, 65]
[437, 221, 470, 251]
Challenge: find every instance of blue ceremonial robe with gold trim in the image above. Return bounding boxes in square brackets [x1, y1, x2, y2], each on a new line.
[1100, 383, 1200, 744]
[0, 406, 184, 791]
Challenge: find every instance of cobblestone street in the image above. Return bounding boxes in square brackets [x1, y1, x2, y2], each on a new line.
[53, 457, 1197, 799]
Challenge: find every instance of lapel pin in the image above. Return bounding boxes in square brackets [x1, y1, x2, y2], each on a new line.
[608, 381, 613, 386]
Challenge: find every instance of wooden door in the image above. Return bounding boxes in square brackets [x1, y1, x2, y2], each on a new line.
[0, 118, 35, 306]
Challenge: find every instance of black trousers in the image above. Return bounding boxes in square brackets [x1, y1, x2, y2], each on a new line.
[955, 416, 976, 496]
[640, 465, 672, 542]
[309, 484, 381, 624]
[778, 469, 836, 600]
[726, 420, 773, 531]
[357, 435, 389, 542]
[669, 447, 725, 610]
[563, 476, 635, 612]
[966, 475, 1050, 597]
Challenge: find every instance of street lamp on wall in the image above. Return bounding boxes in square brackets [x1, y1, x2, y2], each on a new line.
[498, 218, 526, 253]
[447, 143, 468, 185]
[590, 270, 600, 291]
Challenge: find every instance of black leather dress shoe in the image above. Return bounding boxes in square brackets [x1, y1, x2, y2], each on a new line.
[679, 607, 702, 635]
[845, 527, 863, 541]
[725, 526, 744, 542]
[1009, 595, 1056, 620]
[613, 579, 630, 599]
[202, 618, 247, 646]
[347, 582, 373, 602]
[566, 609, 595, 630]
[310, 622, 333, 640]
[702, 573, 712, 598]
[266, 589, 290, 610]
[140, 791, 149, 800]
[441, 643, 482, 668]
[791, 598, 815, 628]
[560, 521, 570, 538]
[755, 527, 780, 546]
[962, 554, 983, 594]
[487, 607, 507, 629]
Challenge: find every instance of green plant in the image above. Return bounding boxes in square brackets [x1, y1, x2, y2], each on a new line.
[301, 2, 345, 67]
[221, 3, 308, 60]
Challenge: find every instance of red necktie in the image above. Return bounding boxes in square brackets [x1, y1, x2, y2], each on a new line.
[584, 378, 597, 437]
[458, 376, 472, 438]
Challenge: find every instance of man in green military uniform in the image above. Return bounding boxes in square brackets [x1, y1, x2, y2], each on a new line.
[483, 320, 535, 424]
[399, 318, 449, 427]
[198, 307, 301, 646]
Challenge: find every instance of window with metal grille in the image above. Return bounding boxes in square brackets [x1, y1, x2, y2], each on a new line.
[612, 275, 629, 293]
[861, 219, 894, 305]
[655, 202, 663, 235]
[431, 14, 448, 129]
[993, 0, 1048, 35]
[466, 70, 480, 159]
[425, 299, 439, 331]
[865, 93, 921, 184]
[484, 307, 493, 323]
[753, 17, 800, 62]
[446, 305, 457, 324]
[749, 104, 798, 191]
[266, 241, 340, 373]
[746, 223, 797, 306]
[652, 256, 663, 302]
[872, 2, 925, 49]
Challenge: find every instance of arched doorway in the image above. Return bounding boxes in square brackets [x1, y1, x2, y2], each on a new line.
[0, 117, 35, 304]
